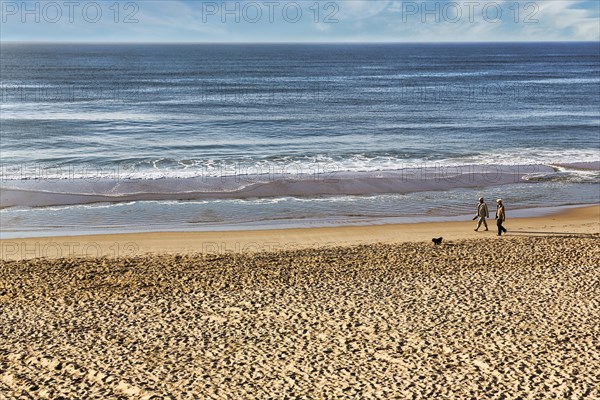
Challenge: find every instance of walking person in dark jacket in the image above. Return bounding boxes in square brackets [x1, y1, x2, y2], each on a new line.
[495, 199, 507, 236]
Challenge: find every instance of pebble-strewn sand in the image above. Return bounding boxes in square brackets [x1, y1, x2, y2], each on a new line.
[1, 236, 599, 399]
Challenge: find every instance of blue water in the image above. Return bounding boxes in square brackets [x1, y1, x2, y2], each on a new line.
[1, 43, 599, 237]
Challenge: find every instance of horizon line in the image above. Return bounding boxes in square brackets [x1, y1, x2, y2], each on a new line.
[2, 40, 599, 45]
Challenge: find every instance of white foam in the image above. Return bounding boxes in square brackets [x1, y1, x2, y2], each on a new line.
[0, 164, 570, 208]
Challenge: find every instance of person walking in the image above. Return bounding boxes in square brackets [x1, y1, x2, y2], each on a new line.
[495, 199, 507, 236]
[474, 197, 489, 231]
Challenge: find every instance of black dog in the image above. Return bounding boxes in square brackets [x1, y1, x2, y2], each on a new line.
[432, 237, 443, 245]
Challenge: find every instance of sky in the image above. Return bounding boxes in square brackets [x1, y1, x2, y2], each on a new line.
[1, 0, 599, 42]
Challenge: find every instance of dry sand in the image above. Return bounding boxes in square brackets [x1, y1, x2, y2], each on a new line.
[0, 206, 599, 398]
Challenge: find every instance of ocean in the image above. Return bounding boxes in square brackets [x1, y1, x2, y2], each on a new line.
[1, 42, 599, 238]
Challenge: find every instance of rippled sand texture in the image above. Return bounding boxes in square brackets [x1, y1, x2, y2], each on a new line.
[1, 236, 599, 399]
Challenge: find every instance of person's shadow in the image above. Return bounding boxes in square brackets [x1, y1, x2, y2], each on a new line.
[508, 231, 599, 239]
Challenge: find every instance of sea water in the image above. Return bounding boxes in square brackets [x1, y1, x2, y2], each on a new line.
[1, 43, 598, 237]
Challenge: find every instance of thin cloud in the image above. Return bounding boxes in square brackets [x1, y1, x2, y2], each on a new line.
[0, 0, 598, 42]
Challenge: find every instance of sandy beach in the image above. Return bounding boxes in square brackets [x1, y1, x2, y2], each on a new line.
[0, 205, 599, 398]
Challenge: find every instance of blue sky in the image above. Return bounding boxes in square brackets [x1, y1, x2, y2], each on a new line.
[1, 1, 599, 42]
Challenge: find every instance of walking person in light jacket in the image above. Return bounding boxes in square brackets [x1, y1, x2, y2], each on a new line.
[474, 197, 489, 231]
[495, 199, 507, 236]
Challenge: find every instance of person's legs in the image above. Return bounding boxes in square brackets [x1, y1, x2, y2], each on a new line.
[475, 217, 483, 231]
[483, 218, 488, 230]
[497, 219, 502, 236]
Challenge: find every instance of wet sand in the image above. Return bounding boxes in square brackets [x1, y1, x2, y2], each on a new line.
[1, 205, 598, 261]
